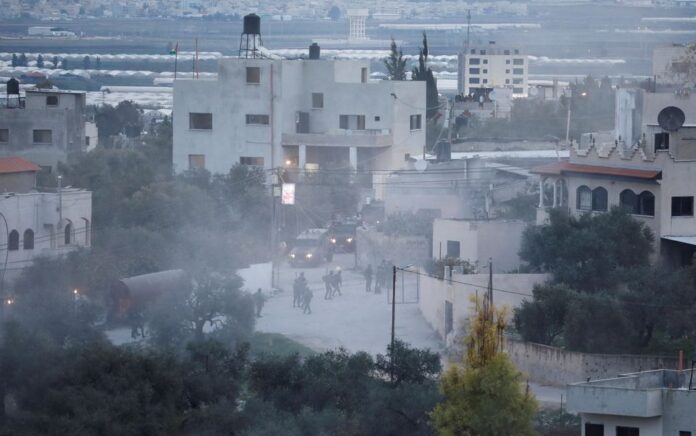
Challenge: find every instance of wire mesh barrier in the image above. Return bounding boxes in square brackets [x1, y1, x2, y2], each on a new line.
[387, 267, 420, 304]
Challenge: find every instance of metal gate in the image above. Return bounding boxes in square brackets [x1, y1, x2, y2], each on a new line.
[387, 267, 420, 304]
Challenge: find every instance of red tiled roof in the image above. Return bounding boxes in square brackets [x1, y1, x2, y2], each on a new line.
[531, 161, 661, 180]
[0, 157, 41, 174]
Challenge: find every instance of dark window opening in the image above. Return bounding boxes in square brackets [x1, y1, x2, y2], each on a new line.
[0, 129, 8, 143]
[469, 68, 480, 74]
[655, 132, 669, 151]
[513, 68, 524, 75]
[8, 230, 18, 251]
[585, 423, 604, 436]
[46, 95, 58, 106]
[446, 240, 460, 258]
[246, 114, 270, 125]
[339, 115, 366, 130]
[513, 58, 524, 65]
[592, 187, 608, 212]
[361, 67, 368, 83]
[188, 154, 205, 170]
[616, 426, 639, 436]
[189, 113, 212, 130]
[577, 186, 592, 210]
[23, 229, 34, 250]
[469, 78, 480, 84]
[246, 67, 260, 84]
[240, 156, 264, 166]
[374, 116, 381, 122]
[64, 223, 72, 245]
[410, 114, 422, 130]
[312, 92, 324, 109]
[679, 432, 692, 436]
[32, 129, 52, 144]
[469, 58, 480, 65]
[672, 196, 694, 217]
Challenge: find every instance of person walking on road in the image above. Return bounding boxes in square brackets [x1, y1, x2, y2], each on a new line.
[302, 287, 313, 314]
[323, 271, 334, 300]
[253, 288, 266, 318]
[364, 265, 373, 293]
[331, 269, 342, 297]
[293, 273, 307, 308]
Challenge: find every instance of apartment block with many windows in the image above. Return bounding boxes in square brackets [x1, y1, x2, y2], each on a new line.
[173, 52, 426, 176]
[457, 41, 528, 98]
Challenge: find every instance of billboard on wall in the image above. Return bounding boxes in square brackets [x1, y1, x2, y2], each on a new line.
[281, 183, 295, 205]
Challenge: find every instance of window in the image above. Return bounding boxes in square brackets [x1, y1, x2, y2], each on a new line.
[33, 129, 52, 144]
[46, 95, 58, 106]
[246, 66, 260, 84]
[470, 49, 475, 54]
[505, 79, 510, 84]
[483, 59, 488, 64]
[469, 68, 480, 74]
[655, 132, 669, 150]
[514, 49, 520, 54]
[639, 191, 655, 216]
[446, 240, 460, 258]
[479, 49, 486, 55]
[23, 229, 34, 250]
[188, 154, 205, 170]
[482, 69, 488, 74]
[592, 187, 608, 211]
[483, 79, 488, 84]
[620, 189, 638, 213]
[469, 78, 480, 84]
[469, 58, 480, 65]
[246, 114, 270, 125]
[64, 222, 72, 245]
[0, 129, 7, 143]
[513, 78, 523, 85]
[672, 196, 694, 217]
[513, 87, 524, 94]
[312, 92, 324, 109]
[513, 68, 524, 75]
[506, 59, 511, 64]
[8, 230, 18, 251]
[585, 423, 604, 436]
[513, 58, 524, 65]
[339, 115, 365, 130]
[374, 116, 381, 122]
[410, 114, 422, 130]
[189, 113, 212, 130]
[506, 69, 510, 74]
[679, 432, 692, 436]
[504, 49, 510, 55]
[85, 136, 90, 146]
[577, 186, 592, 210]
[616, 427, 639, 436]
[361, 67, 368, 83]
[240, 156, 264, 166]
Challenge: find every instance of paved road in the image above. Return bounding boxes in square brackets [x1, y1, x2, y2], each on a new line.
[256, 253, 444, 356]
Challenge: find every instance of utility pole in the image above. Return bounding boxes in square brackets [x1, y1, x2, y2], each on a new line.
[270, 169, 280, 289]
[390, 265, 397, 383]
[57, 175, 63, 228]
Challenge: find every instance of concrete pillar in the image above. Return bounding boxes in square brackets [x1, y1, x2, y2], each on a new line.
[299, 144, 306, 170]
[552, 179, 558, 208]
[349, 146, 357, 172]
[538, 178, 544, 208]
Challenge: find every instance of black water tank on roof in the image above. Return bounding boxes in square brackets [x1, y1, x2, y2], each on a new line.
[309, 43, 320, 60]
[243, 13, 261, 35]
[6, 77, 19, 95]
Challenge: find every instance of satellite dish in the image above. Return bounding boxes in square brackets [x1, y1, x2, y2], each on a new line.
[414, 160, 427, 172]
[658, 106, 685, 132]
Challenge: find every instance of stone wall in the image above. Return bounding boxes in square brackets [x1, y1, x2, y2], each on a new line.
[505, 339, 678, 386]
[355, 227, 429, 269]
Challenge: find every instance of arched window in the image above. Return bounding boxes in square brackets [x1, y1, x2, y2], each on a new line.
[64, 222, 72, 245]
[8, 230, 19, 251]
[577, 186, 592, 210]
[23, 229, 34, 250]
[592, 187, 608, 211]
[638, 191, 655, 216]
[620, 189, 638, 214]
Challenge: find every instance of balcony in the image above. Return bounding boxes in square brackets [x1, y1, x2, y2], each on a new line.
[282, 129, 393, 148]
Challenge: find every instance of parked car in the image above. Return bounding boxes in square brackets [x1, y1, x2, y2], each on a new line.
[289, 228, 330, 267]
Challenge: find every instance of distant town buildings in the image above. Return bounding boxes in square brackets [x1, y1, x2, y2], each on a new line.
[457, 42, 528, 98]
[173, 45, 426, 175]
[567, 369, 696, 436]
[652, 44, 693, 86]
[0, 83, 92, 172]
[0, 157, 92, 282]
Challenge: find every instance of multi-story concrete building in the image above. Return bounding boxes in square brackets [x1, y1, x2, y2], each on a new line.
[533, 89, 696, 265]
[0, 157, 92, 283]
[567, 369, 696, 436]
[173, 49, 426, 176]
[457, 42, 528, 98]
[0, 85, 90, 172]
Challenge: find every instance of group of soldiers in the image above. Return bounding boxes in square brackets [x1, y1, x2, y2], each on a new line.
[292, 273, 314, 314]
[322, 269, 343, 300]
[363, 260, 392, 293]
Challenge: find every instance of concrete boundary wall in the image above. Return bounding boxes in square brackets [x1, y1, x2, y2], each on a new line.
[505, 339, 678, 387]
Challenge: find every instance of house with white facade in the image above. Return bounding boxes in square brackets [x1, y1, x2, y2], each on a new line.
[532, 88, 696, 265]
[172, 46, 426, 176]
[567, 369, 696, 436]
[0, 157, 92, 283]
[457, 41, 528, 98]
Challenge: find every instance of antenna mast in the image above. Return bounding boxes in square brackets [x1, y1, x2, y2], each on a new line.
[465, 10, 471, 54]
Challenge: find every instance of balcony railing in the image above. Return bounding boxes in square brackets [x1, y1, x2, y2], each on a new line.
[282, 129, 393, 148]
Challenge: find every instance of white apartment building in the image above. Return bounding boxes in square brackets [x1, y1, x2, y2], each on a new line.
[457, 42, 528, 98]
[173, 51, 426, 176]
[567, 369, 696, 436]
[533, 89, 696, 265]
[0, 157, 92, 283]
